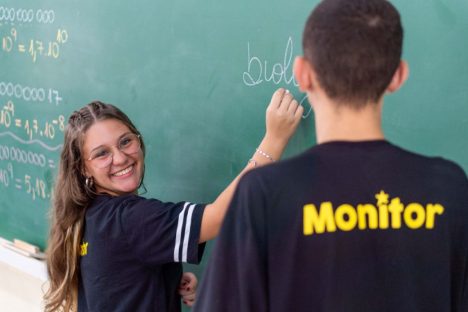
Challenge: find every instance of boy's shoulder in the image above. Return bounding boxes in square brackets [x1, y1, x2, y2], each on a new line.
[245, 140, 468, 189]
[389, 143, 468, 183]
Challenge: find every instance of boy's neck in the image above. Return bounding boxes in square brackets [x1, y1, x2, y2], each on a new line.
[312, 97, 385, 144]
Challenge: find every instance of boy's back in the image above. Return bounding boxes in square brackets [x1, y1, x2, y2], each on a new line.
[193, 0, 468, 310]
[197, 140, 468, 311]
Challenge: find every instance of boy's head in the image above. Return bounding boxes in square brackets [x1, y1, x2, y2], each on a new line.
[297, 0, 405, 108]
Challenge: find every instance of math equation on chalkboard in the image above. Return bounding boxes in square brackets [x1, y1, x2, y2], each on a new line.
[0, 162, 50, 201]
[0, 93, 62, 202]
[0, 7, 68, 63]
[0, 3, 70, 208]
[0, 100, 65, 141]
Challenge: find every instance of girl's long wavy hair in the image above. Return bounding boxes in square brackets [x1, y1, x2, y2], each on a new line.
[44, 101, 145, 311]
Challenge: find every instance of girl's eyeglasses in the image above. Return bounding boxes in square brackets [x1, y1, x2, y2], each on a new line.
[87, 133, 141, 169]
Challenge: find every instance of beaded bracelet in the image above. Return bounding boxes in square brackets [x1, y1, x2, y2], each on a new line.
[256, 148, 275, 162]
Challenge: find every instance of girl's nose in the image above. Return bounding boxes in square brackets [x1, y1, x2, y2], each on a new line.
[111, 148, 128, 165]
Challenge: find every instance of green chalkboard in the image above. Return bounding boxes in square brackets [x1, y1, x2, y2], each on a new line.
[1, 0, 467, 289]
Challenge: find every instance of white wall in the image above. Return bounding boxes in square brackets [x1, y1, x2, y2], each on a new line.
[0, 241, 47, 312]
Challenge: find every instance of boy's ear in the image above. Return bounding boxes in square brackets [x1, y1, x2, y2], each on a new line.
[387, 60, 409, 93]
[294, 56, 313, 92]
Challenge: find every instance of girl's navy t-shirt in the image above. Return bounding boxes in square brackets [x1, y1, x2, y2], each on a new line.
[78, 194, 205, 312]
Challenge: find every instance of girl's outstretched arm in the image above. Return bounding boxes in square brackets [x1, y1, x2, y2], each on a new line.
[199, 88, 303, 242]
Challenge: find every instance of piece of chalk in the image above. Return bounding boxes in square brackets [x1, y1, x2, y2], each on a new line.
[13, 239, 40, 254]
[2, 241, 46, 260]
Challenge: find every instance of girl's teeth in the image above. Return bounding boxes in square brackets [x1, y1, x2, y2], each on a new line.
[113, 166, 132, 176]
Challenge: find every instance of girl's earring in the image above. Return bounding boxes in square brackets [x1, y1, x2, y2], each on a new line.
[85, 177, 94, 189]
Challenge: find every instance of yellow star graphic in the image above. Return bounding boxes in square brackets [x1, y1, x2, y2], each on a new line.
[80, 242, 88, 256]
[375, 190, 389, 205]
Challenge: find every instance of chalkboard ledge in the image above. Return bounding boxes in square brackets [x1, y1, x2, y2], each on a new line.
[0, 237, 47, 282]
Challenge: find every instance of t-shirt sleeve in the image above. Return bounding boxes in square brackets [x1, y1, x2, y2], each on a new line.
[119, 196, 206, 265]
[194, 171, 268, 312]
[463, 281, 468, 312]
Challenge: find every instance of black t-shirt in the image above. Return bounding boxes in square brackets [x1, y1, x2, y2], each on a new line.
[78, 194, 205, 312]
[195, 140, 468, 312]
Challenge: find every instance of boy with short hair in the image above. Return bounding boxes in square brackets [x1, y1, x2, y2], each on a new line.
[194, 0, 468, 311]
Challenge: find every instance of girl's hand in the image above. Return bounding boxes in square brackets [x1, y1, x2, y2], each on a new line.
[265, 88, 304, 146]
[179, 272, 198, 307]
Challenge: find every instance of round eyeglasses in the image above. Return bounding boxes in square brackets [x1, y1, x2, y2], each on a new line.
[86, 133, 141, 169]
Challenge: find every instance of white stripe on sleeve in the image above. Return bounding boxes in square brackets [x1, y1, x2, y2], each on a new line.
[181, 204, 196, 262]
[174, 202, 189, 262]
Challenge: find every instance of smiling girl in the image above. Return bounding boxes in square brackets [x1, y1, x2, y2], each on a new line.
[44, 89, 303, 311]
